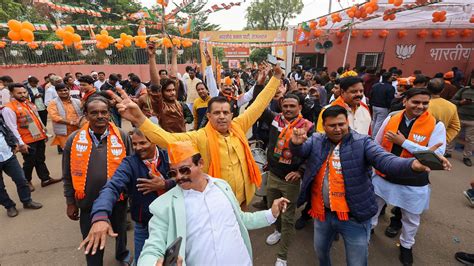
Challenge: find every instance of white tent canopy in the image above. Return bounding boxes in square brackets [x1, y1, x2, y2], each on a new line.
[316, 0, 473, 30]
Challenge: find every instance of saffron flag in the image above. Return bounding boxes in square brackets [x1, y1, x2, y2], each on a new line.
[179, 18, 194, 35]
[157, 0, 169, 7]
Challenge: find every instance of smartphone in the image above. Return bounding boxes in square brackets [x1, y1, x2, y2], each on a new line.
[163, 237, 182, 266]
[413, 150, 444, 170]
[267, 54, 278, 65]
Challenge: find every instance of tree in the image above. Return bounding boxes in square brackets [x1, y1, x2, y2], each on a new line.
[249, 48, 271, 63]
[245, 0, 304, 30]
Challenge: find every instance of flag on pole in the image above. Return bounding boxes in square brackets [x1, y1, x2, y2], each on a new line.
[157, 0, 169, 7]
[179, 17, 194, 35]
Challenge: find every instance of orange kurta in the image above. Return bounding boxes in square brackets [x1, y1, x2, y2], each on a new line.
[47, 99, 80, 148]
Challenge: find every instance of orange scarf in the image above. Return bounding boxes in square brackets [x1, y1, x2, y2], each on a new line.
[204, 122, 262, 187]
[70, 122, 126, 200]
[331, 96, 372, 135]
[309, 144, 350, 221]
[377, 110, 435, 177]
[273, 114, 309, 164]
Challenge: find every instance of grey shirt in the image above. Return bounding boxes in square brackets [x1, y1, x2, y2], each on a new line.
[62, 128, 132, 210]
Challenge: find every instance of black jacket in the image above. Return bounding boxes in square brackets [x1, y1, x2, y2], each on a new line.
[0, 117, 18, 151]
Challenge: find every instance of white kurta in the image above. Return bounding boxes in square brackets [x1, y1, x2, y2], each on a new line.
[184, 176, 275, 265]
[372, 114, 446, 214]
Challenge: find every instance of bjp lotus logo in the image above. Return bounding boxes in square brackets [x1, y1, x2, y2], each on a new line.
[396, 44, 416, 63]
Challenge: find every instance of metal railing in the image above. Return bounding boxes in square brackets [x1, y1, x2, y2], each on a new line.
[0, 43, 202, 65]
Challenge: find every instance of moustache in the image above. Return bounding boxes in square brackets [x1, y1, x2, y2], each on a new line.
[353, 96, 363, 100]
[177, 178, 192, 184]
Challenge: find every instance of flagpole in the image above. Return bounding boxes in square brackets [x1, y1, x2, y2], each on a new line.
[162, 5, 169, 70]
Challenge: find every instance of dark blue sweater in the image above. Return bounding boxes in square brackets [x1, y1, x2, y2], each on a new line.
[91, 150, 173, 226]
[290, 130, 418, 222]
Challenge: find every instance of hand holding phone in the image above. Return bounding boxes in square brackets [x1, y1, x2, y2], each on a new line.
[163, 237, 182, 266]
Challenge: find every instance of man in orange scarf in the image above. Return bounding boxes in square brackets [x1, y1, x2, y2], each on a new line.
[111, 64, 283, 207]
[62, 95, 133, 266]
[290, 105, 451, 266]
[370, 88, 447, 265]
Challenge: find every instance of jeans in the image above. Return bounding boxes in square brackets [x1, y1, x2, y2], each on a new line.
[21, 139, 50, 182]
[314, 212, 371, 266]
[79, 200, 129, 266]
[371, 106, 389, 137]
[266, 171, 300, 260]
[0, 155, 31, 209]
[134, 223, 149, 264]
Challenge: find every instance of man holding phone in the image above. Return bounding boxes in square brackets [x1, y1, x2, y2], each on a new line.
[370, 88, 449, 265]
[138, 141, 289, 266]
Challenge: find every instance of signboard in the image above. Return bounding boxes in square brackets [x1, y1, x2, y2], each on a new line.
[224, 47, 250, 58]
[228, 60, 241, 69]
[200, 30, 287, 43]
[425, 42, 473, 63]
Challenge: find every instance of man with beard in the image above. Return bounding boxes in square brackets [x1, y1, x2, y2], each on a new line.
[63, 95, 133, 266]
[316, 76, 371, 135]
[148, 44, 193, 132]
[2, 83, 61, 191]
[138, 141, 289, 266]
[371, 88, 447, 265]
[110, 64, 283, 207]
[258, 94, 313, 266]
[78, 129, 173, 264]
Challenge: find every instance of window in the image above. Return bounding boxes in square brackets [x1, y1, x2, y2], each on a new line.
[355, 52, 384, 69]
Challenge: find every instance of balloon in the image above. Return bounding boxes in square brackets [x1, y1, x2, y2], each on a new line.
[363, 30, 373, 38]
[107, 36, 115, 44]
[309, 21, 318, 30]
[63, 39, 74, 46]
[28, 42, 38, 49]
[393, 0, 403, 6]
[172, 37, 181, 47]
[115, 43, 124, 50]
[7, 20, 22, 32]
[460, 29, 472, 37]
[313, 29, 322, 37]
[120, 33, 127, 39]
[64, 31, 74, 41]
[56, 28, 65, 38]
[397, 30, 407, 38]
[100, 30, 109, 35]
[22, 21, 35, 32]
[124, 40, 132, 47]
[351, 30, 359, 37]
[20, 29, 34, 42]
[8, 30, 22, 41]
[65, 25, 75, 33]
[347, 11, 355, 18]
[366, 6, 373, 14]
[74, 43, 83, 49]
[0, 41, 6, 48]
[73, 34, 81, 43]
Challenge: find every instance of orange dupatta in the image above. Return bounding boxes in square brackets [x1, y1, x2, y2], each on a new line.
[309, 144, 350, 221]
[204, 122, 262, 187]
[70, 122, 126, 200]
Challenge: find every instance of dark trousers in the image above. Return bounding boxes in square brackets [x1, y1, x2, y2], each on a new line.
[0, 155, 31, 209]
[21, 139, 50, 182]
[38, 110, 48, 126]
[79, 200, 129, 266]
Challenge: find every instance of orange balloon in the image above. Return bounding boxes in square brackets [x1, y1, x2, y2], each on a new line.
[366, 6, 374, 14]
[8, 20, 22, 32]
[347, 11, 355, 18]
[74, 43, 83, 49]
[124, 40, 132, 47]
[22, 21, 35, 31]
[393, 0, 403, 6]
[470, 16, 474, 23]
[8, 30, 22, 41]
[107, 36, 115, 44]
[100, 30, 109, 36]
[313, 29, 322, 37]
[65, 25, 75, 33]
[64, 31, 74, 41]
[73, 34, 81, 43]
[63, 38, 73, 46]
[172, 37, 181, 47]
[20, 29, 34, 42]
[56, 28, 65, 38]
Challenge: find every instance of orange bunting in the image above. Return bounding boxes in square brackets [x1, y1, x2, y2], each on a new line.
[446, 29, 457, 38]
[379, 30, 389, 38]
[431, 29, 442, 38]
[417, 29, 429, 38]
[351, 30, 359, 37]
[362, 30, 373, 38]
[397, 30, 408, 38]
[460, 29, 472, 38]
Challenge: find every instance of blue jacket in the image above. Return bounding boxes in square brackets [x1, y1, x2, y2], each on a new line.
[290, 130, 418, 222]
[91, 149, 173, 225]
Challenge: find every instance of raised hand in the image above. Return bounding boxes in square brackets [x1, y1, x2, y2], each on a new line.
[78, 221, 117, 255]
[106, 88, 147, 126]
[147, 42, 157, 57]
[291, 128, 308, 145]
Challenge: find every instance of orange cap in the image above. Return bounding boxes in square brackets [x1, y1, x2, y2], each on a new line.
[167, 141, 199, 164]
[223, 77, 233, 86]
[444, 71, 454, 79]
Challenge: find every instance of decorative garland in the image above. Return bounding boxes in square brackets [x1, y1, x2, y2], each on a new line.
[0, 60, 86, 69]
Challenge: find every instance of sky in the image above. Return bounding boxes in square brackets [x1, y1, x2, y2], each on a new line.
[139, 0, 366, 30]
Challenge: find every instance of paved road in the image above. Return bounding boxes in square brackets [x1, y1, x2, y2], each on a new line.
[0, 121, 472, 265]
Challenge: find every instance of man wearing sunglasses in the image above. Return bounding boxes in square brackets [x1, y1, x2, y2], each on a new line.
[77, 129, 174, 264]
[138, 141, 289, 266]
[111, 63, 284, 207]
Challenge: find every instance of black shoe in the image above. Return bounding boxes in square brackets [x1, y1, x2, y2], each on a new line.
[295, 216, 309, 230]
[7, 206, 18, 217]
[463, 158, 472, 167]
[385, 225, 400, 238]
[444, 153, 452, 158]
[455, 252, 474, 264]
[252, 199, 268, 210]
[41, 178, 62, 187]
[399, 246, 413, 266]
[23, 201, 43, 209]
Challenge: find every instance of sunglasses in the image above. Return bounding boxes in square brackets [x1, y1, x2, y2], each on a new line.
[167, 166, 192, 178]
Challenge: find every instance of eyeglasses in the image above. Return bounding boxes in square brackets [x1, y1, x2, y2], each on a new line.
[167, 166, 192, 178]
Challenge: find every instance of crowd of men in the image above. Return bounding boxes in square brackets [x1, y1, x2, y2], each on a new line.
[0, 42, 473, 266]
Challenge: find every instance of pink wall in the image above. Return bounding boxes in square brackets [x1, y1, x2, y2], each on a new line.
[295, 29, 473, 78]
[1, 64, 190, 82]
